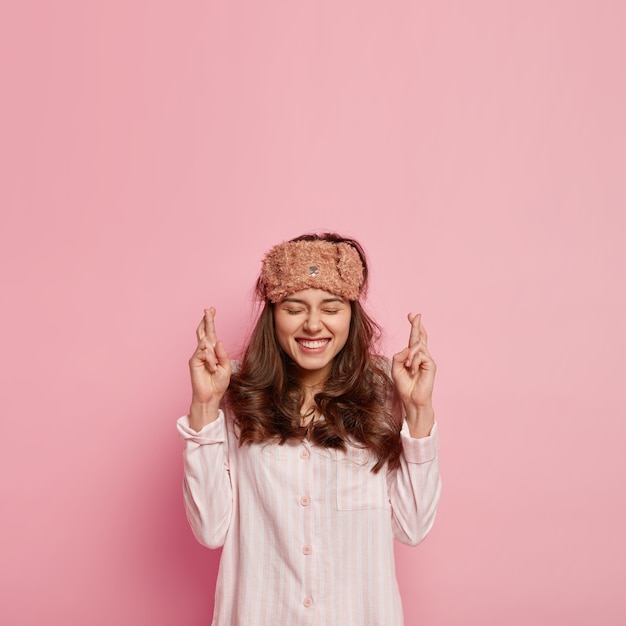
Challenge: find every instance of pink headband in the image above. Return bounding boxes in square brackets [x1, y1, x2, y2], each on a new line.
[260, 240, 365, 302]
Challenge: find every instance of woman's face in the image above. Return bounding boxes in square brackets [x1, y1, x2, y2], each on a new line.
[274, 288, 352, 385]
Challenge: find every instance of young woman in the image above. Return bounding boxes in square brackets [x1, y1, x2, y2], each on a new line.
[177, 233, 441, 626]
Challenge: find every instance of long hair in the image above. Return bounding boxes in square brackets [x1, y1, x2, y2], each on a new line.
[226, 233, 403, 472]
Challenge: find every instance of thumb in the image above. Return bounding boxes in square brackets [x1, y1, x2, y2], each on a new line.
[214, 340, 232, 370]
[392, 347, 410, 369]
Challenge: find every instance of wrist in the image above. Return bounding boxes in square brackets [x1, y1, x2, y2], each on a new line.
[188, 399, 222, 431]
[403, 402, 435, 439]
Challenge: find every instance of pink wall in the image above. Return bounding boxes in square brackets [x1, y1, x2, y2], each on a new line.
[2, 1, 625, 624]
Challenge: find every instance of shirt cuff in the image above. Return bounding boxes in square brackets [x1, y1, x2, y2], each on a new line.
[176, 410, 226, 445]
[400, 421, 439, 464]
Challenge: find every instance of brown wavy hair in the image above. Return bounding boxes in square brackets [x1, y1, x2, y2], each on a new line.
[226, 233, 403, 472]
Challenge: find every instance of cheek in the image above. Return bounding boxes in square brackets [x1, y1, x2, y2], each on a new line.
[274, 314, 294, 349]
[334, 315, 352, 346]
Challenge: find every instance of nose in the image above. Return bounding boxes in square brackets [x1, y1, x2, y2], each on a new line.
[303, 310, 322, 333]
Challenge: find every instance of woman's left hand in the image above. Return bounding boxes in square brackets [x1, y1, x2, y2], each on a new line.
[391, 313, 436, 435]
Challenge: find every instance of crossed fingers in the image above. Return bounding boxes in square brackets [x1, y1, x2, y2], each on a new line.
[195, 307, 220, 372]
[404, 313, 433, 377]
[408, 312, 427, 348]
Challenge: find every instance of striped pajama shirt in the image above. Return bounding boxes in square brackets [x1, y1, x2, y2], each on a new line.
[178, 410, 440, 626]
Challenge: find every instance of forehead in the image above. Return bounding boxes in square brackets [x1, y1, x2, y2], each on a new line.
[280, 288, 348, 305]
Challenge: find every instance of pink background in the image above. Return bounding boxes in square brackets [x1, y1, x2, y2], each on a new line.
[2, 1, 625, 624]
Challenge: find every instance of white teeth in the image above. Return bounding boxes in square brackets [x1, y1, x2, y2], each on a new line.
[298, 339, 329, 349]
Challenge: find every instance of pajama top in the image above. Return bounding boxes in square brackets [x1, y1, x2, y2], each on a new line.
[177, 409, 441, 626]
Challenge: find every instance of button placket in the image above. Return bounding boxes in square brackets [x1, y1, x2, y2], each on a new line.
[299, 443, 314, 611]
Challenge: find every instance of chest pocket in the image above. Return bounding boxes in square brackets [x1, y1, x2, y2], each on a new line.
[336, 447, 390, 511]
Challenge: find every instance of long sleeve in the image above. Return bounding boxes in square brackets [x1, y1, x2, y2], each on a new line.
[387, 422, 441, 546]
[177, 411, 233, 549]
[177, 410, 441, 625]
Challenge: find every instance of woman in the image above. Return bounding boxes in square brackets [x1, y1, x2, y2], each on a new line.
[177, 233, 441, 625]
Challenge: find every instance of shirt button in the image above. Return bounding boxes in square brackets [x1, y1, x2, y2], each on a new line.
[300, 496, 310, 506]
[303, 596, 313, 608]
[300, 450, 310, 459]
[302, 545, 312, 555]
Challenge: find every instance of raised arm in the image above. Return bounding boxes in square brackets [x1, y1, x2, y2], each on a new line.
[391, 313, 436, 438]
[188, 307, 232, 431]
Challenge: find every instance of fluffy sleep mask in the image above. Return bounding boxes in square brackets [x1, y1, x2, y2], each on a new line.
[259, 239, 365, 302]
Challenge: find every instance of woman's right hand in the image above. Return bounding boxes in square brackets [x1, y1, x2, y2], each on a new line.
[188, 307, 232, 430]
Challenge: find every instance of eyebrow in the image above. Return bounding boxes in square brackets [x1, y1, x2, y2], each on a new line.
[282, 297, 345, 304]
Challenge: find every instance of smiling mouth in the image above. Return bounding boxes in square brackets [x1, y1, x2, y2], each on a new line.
[296, 339, 331, 349]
